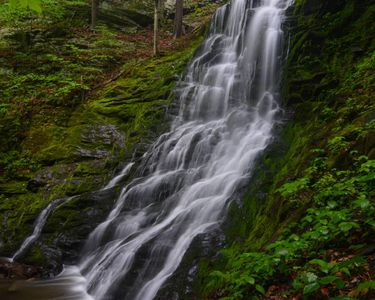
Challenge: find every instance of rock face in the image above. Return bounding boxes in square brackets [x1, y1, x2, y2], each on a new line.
[33, 187, 121, 272]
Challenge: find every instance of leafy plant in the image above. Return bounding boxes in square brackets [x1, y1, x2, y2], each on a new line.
[207, 157, 374, 299]
[277, 177, 310, 198]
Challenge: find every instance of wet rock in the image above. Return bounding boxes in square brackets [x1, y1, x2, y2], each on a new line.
[30, 187, 120, 271]
[156, 229, 225, 300]
[80, 124, 125, 147]
[73, 124, 125, 159]
[0, 258, 43, 280]
[73, 147, 110, 159]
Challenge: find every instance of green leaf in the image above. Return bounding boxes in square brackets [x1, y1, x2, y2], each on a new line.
[335, 278, 346, 289]
[356, 173, 375, 182]
[353, 195, 370, 209]
[290, 234, 300, 241]
[360, 160, 375, 173]
[309, 259, 332, 273]
[341, 267, 350, 277]
[276, 177, 309, 197]
[356, 280, 375, 291]
[293, 279, 303, 290]
[320, 275, 338, 285]
[243, 275, 255, 285]
[276, 249, 289, 256]
[303, 282, 320, 294]
[255, 284, 265, 295]
[327, 200, 337, 208]
[339, 222, 357, 232]
[303, 216, 313, 223]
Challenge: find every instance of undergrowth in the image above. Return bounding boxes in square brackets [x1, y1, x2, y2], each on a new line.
[208, 155, 375, 299]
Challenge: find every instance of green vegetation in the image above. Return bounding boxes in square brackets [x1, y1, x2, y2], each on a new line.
[202, 0, 375, 299]
[207, 156, 374, 299]
[0, 0, 373, 297]
[5, 0, 42, 14]
[0, 0, 219, 264]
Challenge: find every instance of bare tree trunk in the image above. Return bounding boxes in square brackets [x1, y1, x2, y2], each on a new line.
[153, 0, 159, 56]
[91, 0, 98, 31]
[173, 0, 183, 38]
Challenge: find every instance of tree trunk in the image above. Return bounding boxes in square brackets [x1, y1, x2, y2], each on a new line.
[91, 0, 98, 31]
[153, 0, 159, 56]
[158, 0, 165, 24]
[173, 0, 183, 38]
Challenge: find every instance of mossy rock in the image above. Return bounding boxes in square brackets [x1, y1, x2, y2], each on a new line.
[0, 182, 28, 195]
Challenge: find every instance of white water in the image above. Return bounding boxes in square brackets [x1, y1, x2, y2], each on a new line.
[1, 164, 137, 300]
[77, 0, 293, 299]
[0, 266, 94, 300]
[11, 197, 73, 262]
[104, 163, 135, 190]
[10, 161, 135, 263]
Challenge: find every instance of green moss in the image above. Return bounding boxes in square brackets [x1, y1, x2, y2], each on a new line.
[74, 160, 107, 176]
[0, 11, 205, 263]
[22, 245, 48, 266]
[89, 38, 202, 150]
[0, 191, 48, 255]
[201, 0, 375, 298]
[0, 181, 28, 195]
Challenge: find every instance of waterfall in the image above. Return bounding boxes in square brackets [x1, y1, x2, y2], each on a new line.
[11, 197, 73, 262]
[104, 163, 135, 190]
[78, 0, 293, 299]
[10, 162, 135, 263]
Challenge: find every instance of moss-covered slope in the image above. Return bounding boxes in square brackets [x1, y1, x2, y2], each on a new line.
[0, 0, 222, 273]
[202, 0, 375, 299]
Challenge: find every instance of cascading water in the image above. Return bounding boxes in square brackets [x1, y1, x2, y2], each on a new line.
[10, 162, 135, 263]
[2, 0, 291, 299]
[11, 196, 74, 262]
[78, 0, 293, 299]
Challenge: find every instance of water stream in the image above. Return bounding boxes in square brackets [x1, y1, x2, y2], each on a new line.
[4, 0, 292, 299]
[10, 162, 135, 263]
[79, 0, 292, 299]
[11, 197, 74, 262]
